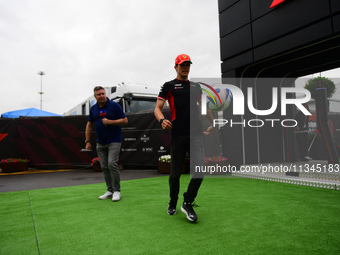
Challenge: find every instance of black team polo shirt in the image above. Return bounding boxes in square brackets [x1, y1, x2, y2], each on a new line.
[158, 79, 202, 136]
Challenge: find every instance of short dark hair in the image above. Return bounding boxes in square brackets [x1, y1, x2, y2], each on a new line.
[93, 86, 105, 94]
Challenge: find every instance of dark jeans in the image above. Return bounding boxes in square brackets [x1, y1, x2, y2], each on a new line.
[169, 134, 205, 204]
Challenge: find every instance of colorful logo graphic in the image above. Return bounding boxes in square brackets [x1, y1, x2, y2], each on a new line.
[99, 110, 106, 118]
[197, 82, 232, 112]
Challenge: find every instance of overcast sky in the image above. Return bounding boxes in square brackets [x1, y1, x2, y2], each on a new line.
[0, 0, 221, 115]
[1, 0, 339, 116]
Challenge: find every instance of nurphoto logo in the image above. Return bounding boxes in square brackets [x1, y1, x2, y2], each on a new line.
[198, 81, 311, 128]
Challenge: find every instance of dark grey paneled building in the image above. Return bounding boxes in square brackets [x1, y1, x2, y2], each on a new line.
[218, 0, 340, 166]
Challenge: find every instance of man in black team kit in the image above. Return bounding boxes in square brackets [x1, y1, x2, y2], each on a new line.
[154, 54, 214, 222]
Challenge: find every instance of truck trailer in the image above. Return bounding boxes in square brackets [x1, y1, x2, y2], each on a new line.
[64, 83, 162, 115]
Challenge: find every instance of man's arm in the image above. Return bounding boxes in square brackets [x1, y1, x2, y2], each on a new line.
[85, 121, 93, 150]
[197, 99, 215, 135]
[203, 108, 215, 135]
[102, 117, 128, 126]
[154, 99, 172, 130]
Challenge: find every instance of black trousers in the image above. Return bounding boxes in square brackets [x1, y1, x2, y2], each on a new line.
[169, 134, 204, 204]
[296, 131, 308, 160]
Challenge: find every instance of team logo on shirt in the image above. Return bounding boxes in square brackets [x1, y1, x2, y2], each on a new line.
[175, 84, 183, 89]
[99, 110, 106, 118]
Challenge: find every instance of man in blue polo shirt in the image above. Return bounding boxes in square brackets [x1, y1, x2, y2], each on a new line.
[85, 86, 128, 201]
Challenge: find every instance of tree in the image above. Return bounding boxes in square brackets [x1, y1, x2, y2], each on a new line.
[304, 77, 336, 99]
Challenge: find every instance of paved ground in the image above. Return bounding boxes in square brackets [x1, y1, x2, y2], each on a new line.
[0, 168, 163, 193]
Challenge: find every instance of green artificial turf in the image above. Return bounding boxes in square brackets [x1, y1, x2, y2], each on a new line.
[1, 175, 339, 255]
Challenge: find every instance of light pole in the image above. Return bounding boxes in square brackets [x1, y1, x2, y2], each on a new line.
[38, 71, 45, 110]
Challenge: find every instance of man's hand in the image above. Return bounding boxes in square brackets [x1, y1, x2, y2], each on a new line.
[85, 142, 92, 150]
[161, 119, 172, 130]
[203, 126, 214, 135]
[102, 118, 110, 126]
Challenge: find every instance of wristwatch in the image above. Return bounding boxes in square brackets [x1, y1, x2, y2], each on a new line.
[159, 118, 165, 125]
[85, 140, 90, 144]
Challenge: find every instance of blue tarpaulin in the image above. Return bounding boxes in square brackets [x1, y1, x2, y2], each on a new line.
[1, 108, 63, 118]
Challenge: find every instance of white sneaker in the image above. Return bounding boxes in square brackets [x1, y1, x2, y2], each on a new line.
[112, 191, 121, 202]
[99, 191, 113, 200]
[305, 156, 312, 160]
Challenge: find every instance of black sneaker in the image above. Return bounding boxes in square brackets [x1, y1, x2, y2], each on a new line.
[181, 202, 198, 222]
[167, 204, 177, 215]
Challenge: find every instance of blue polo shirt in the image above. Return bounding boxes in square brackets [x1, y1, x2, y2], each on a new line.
[88, 98, 126, 144]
